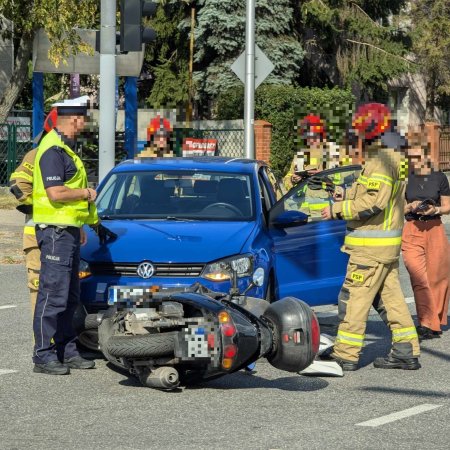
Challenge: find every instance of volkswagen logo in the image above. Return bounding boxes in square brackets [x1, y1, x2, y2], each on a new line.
[137, 261, 155, 279]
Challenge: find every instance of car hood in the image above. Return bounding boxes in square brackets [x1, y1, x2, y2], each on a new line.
[81, 220, 257, 263]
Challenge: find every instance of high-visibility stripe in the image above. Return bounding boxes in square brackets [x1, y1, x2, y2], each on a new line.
[371, 172, 394, 184]
[346, 229, 402, 238]
[24, 226, 36, 236]
[336, 338, 363, 347]
[10, 171, 33, 182]
[341, 200, 352, 220]
[338, 330, 365, 340]
[303, 202, 330, 210]
[345, 236, 402, 247]
[383, 180, 401, 231]
[336, 330, 365, 347]
[392, 327, 418, 342]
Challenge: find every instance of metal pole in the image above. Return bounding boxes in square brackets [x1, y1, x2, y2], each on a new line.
[244, 0, 255, 159]
[186, 5, 195, 127]
[98, 0, 116, 182]
[32, 72, 44, 144]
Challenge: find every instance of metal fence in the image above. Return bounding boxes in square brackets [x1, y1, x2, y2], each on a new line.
[439, 126, 450, 171]
[0, 123, 32, 186]
[0, 125, 245, 186]
[174, 128, 245, 158]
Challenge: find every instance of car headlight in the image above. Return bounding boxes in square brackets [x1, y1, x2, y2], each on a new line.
[202, 255, 253, 281]
[79, 259, 92, 279]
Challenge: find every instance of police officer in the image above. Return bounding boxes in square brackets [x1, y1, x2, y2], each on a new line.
[32, 96, 98, 375]
[9, 110, 60, 312]
[321, 103, 420, 371]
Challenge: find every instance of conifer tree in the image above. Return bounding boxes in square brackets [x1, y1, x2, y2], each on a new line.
[193, 0, 304, 114]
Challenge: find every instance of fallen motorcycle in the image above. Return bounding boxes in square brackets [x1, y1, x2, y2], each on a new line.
[85, 270, 321, 389]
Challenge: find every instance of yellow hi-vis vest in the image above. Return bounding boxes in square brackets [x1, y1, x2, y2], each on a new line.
[32, 130, 98, 227]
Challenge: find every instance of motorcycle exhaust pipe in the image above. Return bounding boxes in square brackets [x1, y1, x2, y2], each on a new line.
[141, 367, 180, 390]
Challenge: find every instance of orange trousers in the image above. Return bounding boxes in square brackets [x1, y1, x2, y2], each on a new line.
[402, 219, 450, 332]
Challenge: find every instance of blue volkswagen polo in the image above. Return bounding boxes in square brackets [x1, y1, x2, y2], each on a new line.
[79, 157, 361, 313]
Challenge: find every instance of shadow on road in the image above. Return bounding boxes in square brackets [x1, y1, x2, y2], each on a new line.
[188, 371, 329, 392]
[358, 386, 450, 398]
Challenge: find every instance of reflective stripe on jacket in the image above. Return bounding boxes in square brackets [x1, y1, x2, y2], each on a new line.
[331, 147, 405, 263]
[32, 130, 98, 227]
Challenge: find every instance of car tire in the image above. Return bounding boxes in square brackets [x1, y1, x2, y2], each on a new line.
[106, 332, 177, 358]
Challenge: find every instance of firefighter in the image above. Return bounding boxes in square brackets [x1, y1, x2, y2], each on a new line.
[8, 110, 60, 313]
[9, 149, 39, 312]
[321, 103, 420, 371]
[138, 116, 174, 158]
[284, 114, 345, 190]
[32, 95, 99, 375]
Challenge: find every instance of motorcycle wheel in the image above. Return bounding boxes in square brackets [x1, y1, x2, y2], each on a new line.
[106, 332, 177, 358]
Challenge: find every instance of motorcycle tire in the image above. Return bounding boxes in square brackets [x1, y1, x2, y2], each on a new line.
[106, 332, 177, 358]
[84, 313, 99, 330]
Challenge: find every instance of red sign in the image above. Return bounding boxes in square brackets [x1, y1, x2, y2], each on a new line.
[182, 138, 217, 157]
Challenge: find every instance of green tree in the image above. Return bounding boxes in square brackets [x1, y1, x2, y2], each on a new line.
[193, 0, 304, 116]
[298, 0, 412, 99]
[410, 0, 450, 120]
[0, 0, 98, 122]
[142, 0, 191, 108]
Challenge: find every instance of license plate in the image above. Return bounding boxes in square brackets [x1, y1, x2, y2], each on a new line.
[107, 285, 161, 305]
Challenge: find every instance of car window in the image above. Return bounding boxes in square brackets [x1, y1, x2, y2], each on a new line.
[270, 166, 362, 223]
[266, 167, 286, 200]
[96, 170, 255, 221]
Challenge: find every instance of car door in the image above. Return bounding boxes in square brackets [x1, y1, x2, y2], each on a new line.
[268, 165, 362, 306]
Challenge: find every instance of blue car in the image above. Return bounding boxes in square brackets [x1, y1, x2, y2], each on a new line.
[79, 157, 361, 313]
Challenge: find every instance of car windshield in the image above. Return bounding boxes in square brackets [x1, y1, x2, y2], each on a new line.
[96, 170, 254, 221]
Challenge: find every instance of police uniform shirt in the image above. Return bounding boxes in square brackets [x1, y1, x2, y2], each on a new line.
[39, 130, 77, 188]
[406, 170, 450, 206]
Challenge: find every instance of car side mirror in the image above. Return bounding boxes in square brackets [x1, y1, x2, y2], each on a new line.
[271, 210, 308, 228]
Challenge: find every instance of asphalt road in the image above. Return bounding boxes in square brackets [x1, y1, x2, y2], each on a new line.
[0, 211, 449, 449]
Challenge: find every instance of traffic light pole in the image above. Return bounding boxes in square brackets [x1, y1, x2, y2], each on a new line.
[99, 0, 116, 182]
[244, 0, 255, 159]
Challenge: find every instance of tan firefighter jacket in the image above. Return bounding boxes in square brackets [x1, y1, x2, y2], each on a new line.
[9, 148, 38, 241]
[331, 146, 407, 264]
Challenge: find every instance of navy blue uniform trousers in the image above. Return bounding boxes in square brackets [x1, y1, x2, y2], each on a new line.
[33, 226, 81, 364]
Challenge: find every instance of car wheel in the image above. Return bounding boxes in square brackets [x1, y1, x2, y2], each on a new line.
[77, 329, 100, 352]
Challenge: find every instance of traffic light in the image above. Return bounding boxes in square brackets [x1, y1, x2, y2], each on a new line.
[120, 0, 157, 53]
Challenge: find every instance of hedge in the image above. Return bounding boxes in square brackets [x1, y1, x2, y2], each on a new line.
[216, 85, 355, 178]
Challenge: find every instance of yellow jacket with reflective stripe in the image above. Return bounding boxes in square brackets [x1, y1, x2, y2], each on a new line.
[331, 146, 405, 263]
[9, 149, 37, 206]
[32, 130, 98, 227]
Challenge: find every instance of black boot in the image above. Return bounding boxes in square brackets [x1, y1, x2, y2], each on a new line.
[417, 326, 441, 341]
[373, 355, 420, 370]
[34, 360, 70, 375]
[64, 356, 95, 369]
[331, 356, 359, 371]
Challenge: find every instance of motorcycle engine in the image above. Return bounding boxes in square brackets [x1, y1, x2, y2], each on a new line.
[123, 302, 185, 335]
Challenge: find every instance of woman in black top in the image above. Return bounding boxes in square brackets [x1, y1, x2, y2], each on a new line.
[402, 139, 450, 339]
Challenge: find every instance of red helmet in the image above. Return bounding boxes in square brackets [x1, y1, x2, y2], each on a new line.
[43, 108, 58, 132]
[147, 116, 172, 141]
[300, 114, 326, 139]
[352, 103, 391, 141]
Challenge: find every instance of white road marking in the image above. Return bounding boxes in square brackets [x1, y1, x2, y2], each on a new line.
[0, 305, 17, 310]
[405, 296, 414, 304]
[356, 404, 442, 427]
[0, 369, 17, 376]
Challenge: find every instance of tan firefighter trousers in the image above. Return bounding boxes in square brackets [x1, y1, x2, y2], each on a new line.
[23, 230, 40, 313]
[332, 255, 420, 363]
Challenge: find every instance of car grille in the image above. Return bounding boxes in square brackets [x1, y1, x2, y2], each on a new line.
[90, 262, 205, 278]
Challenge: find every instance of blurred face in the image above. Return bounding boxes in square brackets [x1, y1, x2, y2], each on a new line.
[407, 145, 428, 173]
[306, 134, 322, 148]
[155, 134, 168, 149]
